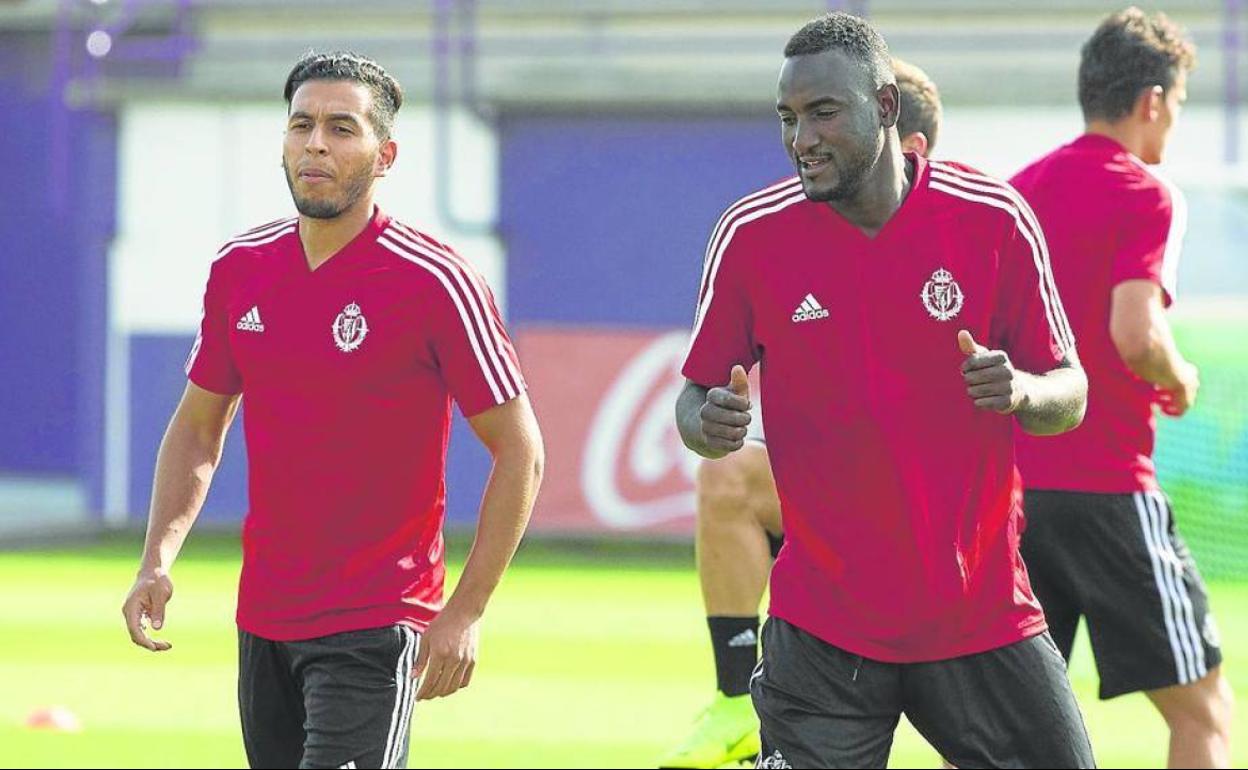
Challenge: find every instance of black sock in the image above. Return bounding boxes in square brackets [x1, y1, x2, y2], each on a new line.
[707, 615, 760, 697]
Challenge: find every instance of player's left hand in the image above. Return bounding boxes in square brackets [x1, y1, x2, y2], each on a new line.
[958, 330, 1026, 415]
[413, 606, 480, 701]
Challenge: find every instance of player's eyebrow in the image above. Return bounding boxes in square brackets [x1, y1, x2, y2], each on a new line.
[777, 96, 847, 112]
[325, 112, 363, 126]
[287, 111, 363, 126]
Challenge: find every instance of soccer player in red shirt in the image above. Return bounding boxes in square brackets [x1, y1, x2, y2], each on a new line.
[677, 13, 1094, 768]
[1013, 9, 1233, 768]
[120, 52, 544, 769]
[660, 59, 945, 769]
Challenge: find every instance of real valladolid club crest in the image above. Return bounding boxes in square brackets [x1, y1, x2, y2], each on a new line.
[921, 267, 964, 321]
[332, 302, 369, 352]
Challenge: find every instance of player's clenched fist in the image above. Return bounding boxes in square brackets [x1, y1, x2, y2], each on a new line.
[1157, 361, 1199, 417]
[958, 330, 1027, 415]
[700, 365, 753, 454]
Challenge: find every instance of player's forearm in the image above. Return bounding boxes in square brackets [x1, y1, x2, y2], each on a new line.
[1119, 317, 1190, 390]
[676, 382, 727, 459]
[1014, 362, 1088, 436]
[140, 421, 227, 573]
[443, 440, 543, 620]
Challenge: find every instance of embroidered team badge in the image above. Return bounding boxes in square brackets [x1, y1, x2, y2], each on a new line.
[921, 267, 964, 321]
[332, 302, 369, 352]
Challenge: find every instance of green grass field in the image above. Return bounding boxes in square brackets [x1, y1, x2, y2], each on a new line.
[2, 532, 1245, 769]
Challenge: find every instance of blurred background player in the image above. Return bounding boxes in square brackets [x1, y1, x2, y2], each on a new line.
[1013, 8, 1234, 768]
[658, 57, 944, 770]
[120, 52, 543, 769]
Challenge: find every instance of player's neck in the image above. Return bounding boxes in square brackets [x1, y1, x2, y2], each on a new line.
[299, 197, 377, 271]
[1084, 121, 1147, 161]
[828, 143, 911, 239]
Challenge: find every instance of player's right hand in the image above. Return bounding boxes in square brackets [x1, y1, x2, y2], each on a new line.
[700, 365, 752, 454]
[1158, 362, 1199, 417]
[122, 569, 174, 652]
[414, 605, 479, 701]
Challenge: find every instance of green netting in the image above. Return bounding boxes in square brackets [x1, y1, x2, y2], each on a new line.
[1156, 315, 1248, 580]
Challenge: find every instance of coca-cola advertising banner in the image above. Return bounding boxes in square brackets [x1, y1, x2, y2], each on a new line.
[519, 327, 696, 534]
[517, 326, 759, 535]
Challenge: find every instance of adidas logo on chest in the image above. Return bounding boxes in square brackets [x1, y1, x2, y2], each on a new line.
[236, 306, 265, 332]
[791, 293, 829, 323]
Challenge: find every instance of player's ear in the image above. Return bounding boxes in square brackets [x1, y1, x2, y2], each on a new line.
[900, 131, 929, 158]
[376, 139, 398, 178]
[878, 82, 901, 129]
[1138, 85, 1165, 124]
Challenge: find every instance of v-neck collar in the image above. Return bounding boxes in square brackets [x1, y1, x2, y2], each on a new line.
[296, 205, 390, 275]
[813, 152, 929, 243]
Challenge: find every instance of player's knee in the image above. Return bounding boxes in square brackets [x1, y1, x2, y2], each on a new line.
[696, 445, 767, 523]
[696, 454, 751, 520]
[1203, 672, 1236, 737]
[1160, 670, 1234, 738]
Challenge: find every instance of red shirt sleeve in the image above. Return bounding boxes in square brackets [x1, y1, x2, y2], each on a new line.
[1111, 182, 1181, 306]
[185, 260, 243, 395]
[427, 258, 526, 417]
[992, 199, 1076, 374]
[681, 219, 759, 387]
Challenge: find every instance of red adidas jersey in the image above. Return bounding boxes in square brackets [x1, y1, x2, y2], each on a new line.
[683, 155, 1076, 662]
[1012, 134, 1185, 493]
[186, 206, 525, 641]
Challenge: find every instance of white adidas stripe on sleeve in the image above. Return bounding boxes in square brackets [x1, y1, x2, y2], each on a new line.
[929, 164, 1075, 355]
[379, 231, 521, 405]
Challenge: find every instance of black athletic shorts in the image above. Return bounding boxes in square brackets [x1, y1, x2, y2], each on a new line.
[750, 617, 1095, 769]
[1022, 489, 1222, 699]
[238, 624, 421, 769]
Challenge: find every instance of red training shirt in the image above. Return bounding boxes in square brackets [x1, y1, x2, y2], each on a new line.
[683, 155, 1077, 662]
[186, 206, 525, 641]
[1012, 134, 1185, 493]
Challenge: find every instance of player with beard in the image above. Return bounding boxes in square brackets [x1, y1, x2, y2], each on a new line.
[121, 51, 544, 769]
[677, 13, 1095, 768]
[660, 57, 945, 770]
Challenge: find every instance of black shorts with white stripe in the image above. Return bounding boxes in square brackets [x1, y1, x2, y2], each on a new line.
[1022, 489, 1222, 699]
[238, 624, 420, 769]
[751, 617, 1095, 768]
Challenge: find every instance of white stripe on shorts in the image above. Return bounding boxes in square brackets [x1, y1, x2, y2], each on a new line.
[382, 627, 418, 768]
[1146, 491, 1207, 680]
[391, 629, 420, 769]
[1134, 491, 1194, 684]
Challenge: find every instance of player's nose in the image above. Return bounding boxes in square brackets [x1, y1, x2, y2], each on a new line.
[304, 124, 330, 155]
[792, 118, 820, 156]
